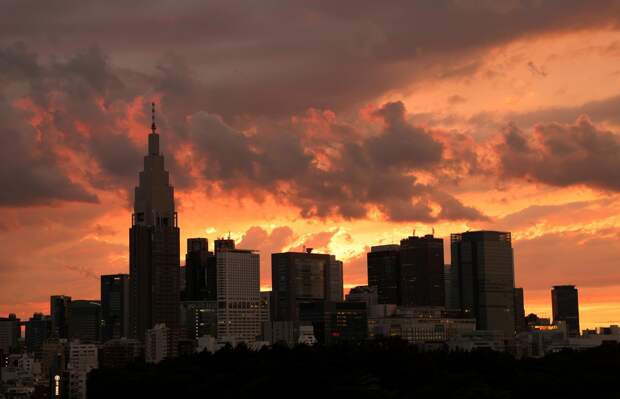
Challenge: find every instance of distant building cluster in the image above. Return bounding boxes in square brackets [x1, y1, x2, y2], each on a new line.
[1, 107, 618, 398]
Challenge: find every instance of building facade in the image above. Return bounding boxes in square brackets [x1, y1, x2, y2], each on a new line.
[50, 295, 71, 339]
[367, 245, 400, 304]
[272, 251, 344, 321]
[551, 285, 580, 337]
[185, 238, 217, 301]
[69, 300, 101, 343]
[450, 231, 516, 337]
[216, 248, 261, 344]
[399, 234, 445, 307]
[101, 274, 130, 342]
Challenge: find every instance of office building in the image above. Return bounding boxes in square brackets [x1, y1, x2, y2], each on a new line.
[299, 301, 367, 345]
[0, 314, 20, 353]
[99, 338, 143, 369]
[514, 288, 526, 333]
[179, 300, 217, 341]
[271, 250, 344, 321]
[551, 285, 580, 337]
[451, 231, 516, 337]
[399, 234, 445, 307]
[129, 104, 180, 342]
[25, 313, 52, 353]
[101, 274, 130, 342]
[367, 245, 400, 304]
[50, 295, 71, 339]
[345, 285, 378, 308]
[69, 300, 101, 343]
[145, 324, 173, 364]
[185, 238, 217, 300]
[328, 256, 344, 302]
[67, 342, 98, 399]
[216, 247, 261, 344]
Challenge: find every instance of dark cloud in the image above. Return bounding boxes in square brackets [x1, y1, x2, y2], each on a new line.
[497, 116, 620, 190]
[0, 98, 98, 206]
[2, 1, 619, 118]
[187, 100, 486, 222]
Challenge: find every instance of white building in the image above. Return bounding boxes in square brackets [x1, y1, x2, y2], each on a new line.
[145, 324, 170, 364]
[68, 342, 98, 399]
[298, 325, 317, 345]
[216, 249, 260, 344]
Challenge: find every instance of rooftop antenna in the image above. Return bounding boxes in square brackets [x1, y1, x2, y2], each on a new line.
[432, 227, 435, 236]
[151, 102, 157, 134]
[412, 228, 415, 237]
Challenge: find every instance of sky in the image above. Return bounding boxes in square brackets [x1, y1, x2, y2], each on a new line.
[1, 0, 620, 329]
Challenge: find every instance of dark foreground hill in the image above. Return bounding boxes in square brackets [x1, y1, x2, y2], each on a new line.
[88, 339, 620, 398]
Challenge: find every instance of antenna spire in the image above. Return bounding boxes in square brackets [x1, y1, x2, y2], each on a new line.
[151, 102, 157, 134]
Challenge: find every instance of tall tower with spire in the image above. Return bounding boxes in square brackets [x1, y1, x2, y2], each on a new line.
[129, 103, 180, 343]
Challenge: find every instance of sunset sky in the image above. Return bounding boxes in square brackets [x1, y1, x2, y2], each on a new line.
[1, 0, 620, 329]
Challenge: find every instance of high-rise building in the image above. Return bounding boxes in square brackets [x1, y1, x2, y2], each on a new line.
[25, 313, 52, 353]
[399, 234, 445, 307]
[0, 314, 20, 353]
[328, 256, 344, 302]
[514, 287, 526, 333]
[451, 231, 516, 337]
[69, 300, 101, 343]
[185, 238, 216, 300]
[179, 300, 217, 341]
[271, 250, 343, 321]
[551, 285, 580, 337]
[216, 247, 260, 344]
[50, 295, 71, 339]
[67, 342, 98, 399]
[299, 301, 367, 345]
[367, 245, 400, 304]
[101, 274, 130, 342]
[129, 103, 180, 342]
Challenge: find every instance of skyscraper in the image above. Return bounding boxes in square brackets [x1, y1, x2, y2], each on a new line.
[367, 245, 400, 304]
[129, 103, 180, 342]
[101, 274, 129, 342]
[69, 300, 101, 343]
[185, 238, 216, 300]
[271, 250, 343, 321]
[50, 295, 71, 339]
[451, 231, 516, 337]
[551, 285, 580, 337]
[216, 247, 260, 344]
[514, 287, 526, 333]
[0, 314, 20, 353]
[399, 234, 445, 307]
[25, 313, 52, 353]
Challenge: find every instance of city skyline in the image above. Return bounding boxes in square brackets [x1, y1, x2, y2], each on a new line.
[2, 1, 620, 331]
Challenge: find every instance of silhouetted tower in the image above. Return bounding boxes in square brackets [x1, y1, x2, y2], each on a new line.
[552, 285, 580, 337]
[399, 234, 445, 307]
[129, 103, 180, 342]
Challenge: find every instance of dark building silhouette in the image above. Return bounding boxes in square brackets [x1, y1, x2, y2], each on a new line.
[69, 300, 101, 343]
[50, 295, 71, 339]
[0, 314, 20, 353]
[185, 238, 216, 300]
[367, 245, 400, 304]
[271, 250, 344, 321]
[25, 313, 52, 353]
[551, 285, 580, 337]
[100, 339, 143, 369]
[101, 274, 130, 342]
[399, 234, 445, 307]
[129, 104, 180, 342]
[214, 238, 235, 252]
[514, 287, 526, 333]
[299, 301, 367, 345]
[451, 231, 516, 337]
